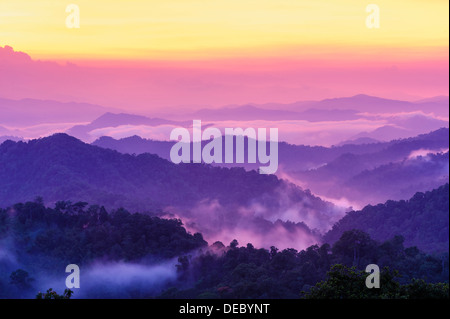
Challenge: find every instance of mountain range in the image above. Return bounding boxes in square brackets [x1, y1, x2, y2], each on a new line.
[171, 94, 449, 120]
[0, 97, 121, 127]
[67, 112, 189, 141]
[293, 128, 449, 205]
[1, 94, 448, 143]
[93, 128, 449, 206]
[0, 133, 343, 250]
[1, 133, 448, 254]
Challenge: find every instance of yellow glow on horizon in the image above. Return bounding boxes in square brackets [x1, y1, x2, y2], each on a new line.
[0, 0, 448, 60]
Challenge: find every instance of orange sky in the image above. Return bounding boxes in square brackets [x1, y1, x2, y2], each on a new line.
[0, 1, 448, 108]
[0, 0, 448, 62]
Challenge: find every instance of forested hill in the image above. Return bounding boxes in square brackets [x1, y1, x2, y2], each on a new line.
[0, 199, 448, 298]
[324, 184, 449, 253]
[0, 133, 334, 216]
[0, 134, 270, 208]
[0, 200, 207, 266]
[93, 127, 449, 172]
[93, 128, 449, 206]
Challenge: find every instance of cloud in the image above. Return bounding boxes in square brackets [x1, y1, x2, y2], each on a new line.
[359, 110, 449, 122]
[408, 148, 450, 160]
[33, 260, 179, 299]
[89, 124, 178, 142]
[0, 46, 32, 64]
[1, 45, 448, 112]
[161, 182, 347, 251]
[84, 118, 388, 146]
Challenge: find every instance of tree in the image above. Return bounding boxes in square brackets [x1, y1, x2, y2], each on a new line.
[303, 264, 404, 299]
[9, 269, 34, 290]
[230, 239, 239, 249]
[332, 229, 377, 267]
[403, 279, 449, 299]
[36, 288, 73, 299]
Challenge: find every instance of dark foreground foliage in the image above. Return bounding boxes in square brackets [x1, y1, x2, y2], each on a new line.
[304, 264, 448, 299]
[36, 288, 73, 299]
[161, 231, 448, 299]
[0, 199, 448, 299]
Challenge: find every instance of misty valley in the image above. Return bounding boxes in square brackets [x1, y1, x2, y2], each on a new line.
[0, 186, 448, 299]
[0, 130, 448, 299]
[169, 120, 279, 174]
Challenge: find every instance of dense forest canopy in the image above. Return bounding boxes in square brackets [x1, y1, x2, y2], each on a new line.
[325, 184, 449, 253]
[0, 193, 448, 298]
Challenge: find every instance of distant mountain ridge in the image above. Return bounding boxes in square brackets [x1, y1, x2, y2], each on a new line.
[336, 137, 380, 146]
[93, 128, 449, 206]
[293, 128, 449, 205]
[189, 105, 361, 122]
[172, 94, 449, 120]
[0, 135, 23, 144]
[292, 94, 449, 116]
[67, 112, 189, 141]
[2, 94, 447, 143]
[0, 97, 122, 126]
[0, 133, 343, 250]
[93, 127, 449, 169]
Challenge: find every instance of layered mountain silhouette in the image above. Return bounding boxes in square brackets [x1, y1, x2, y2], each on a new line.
[293, 128, 449, 205]
[93, 128, 449, 206]
[0, 97, 121, 126]
[1, 132, 448, 252]
[188, 105, 360, 122]
[174, 94, 449, 120]
[93, 128, 448, 165]
[289, 94, 449, 117]
[0, 133, 343, 249]
[336, 137, 380, 146]
[93, 134, 392, 170]
[67, 112, 189, 141]
[2, 94, 448, 143]
[0, 135, 23, 144]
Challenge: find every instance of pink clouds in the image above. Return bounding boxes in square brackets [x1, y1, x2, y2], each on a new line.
[0, 45, 448, 112]
[0, 45, 32, 64]
[160, 189, 343, 251]
[79, 113, 447, 146]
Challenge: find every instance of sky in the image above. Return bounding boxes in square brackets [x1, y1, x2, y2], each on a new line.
[0, 0, 448, 110]
[1, 0, 448, 60]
